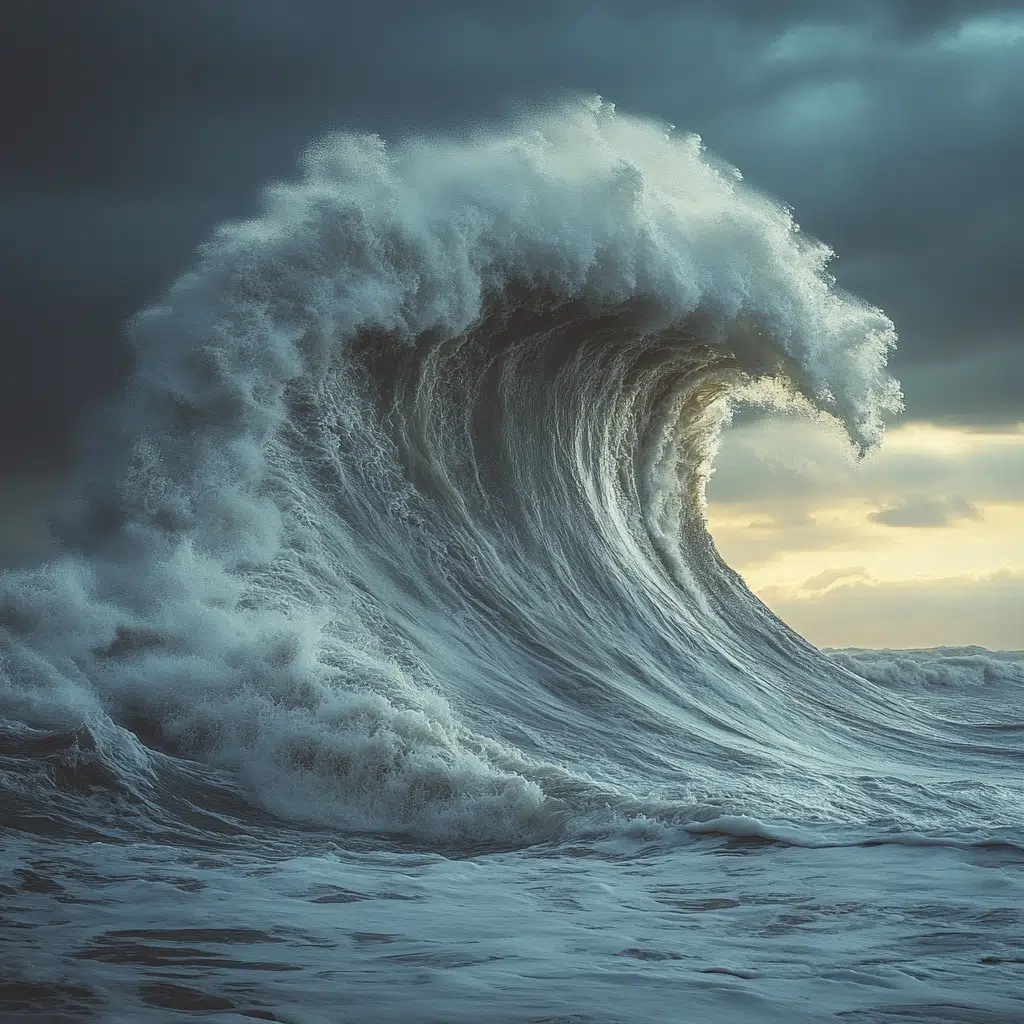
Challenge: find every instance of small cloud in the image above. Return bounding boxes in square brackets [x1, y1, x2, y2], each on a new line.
[748, 508, 815, 531]
[868, 495, 982, 528]
[800, 566, 870, 592]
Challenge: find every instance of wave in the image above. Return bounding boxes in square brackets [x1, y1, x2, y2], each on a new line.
[1, 98, 1016, 846]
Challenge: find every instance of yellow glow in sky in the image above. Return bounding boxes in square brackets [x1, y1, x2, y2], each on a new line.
[706, 419, 1024, 649]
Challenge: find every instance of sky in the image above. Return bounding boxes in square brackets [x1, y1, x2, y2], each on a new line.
[2, 1, 1022, 647]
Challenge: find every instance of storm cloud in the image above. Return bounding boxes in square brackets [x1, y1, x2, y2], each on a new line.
[3, 0, 1022, 464]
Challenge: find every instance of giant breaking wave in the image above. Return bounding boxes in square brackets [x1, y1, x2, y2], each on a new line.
[6, 99, 965, 847]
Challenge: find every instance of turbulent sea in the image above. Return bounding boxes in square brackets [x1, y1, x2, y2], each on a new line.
[2, 101, 1022, 1023]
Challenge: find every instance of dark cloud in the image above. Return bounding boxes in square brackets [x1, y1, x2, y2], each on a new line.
[868, 495, 982, 528]
[706, 17, 1024, 422]
[3, 0, 1022, 463]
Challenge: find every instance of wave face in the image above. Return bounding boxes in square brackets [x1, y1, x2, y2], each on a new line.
[1, 100, 1015, 850]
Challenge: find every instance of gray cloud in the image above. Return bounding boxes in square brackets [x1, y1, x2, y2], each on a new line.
[868, 494, 982, 528]
[800, 566, 870, 591]
[3, 0, 1022, 463]
[709, 416, 1024, 508]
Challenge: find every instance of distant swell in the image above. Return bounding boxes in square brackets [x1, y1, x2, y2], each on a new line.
[12, 97, 1012, 849]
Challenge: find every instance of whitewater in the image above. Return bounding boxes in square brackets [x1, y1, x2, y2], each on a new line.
[1, 100, 1021, 1022]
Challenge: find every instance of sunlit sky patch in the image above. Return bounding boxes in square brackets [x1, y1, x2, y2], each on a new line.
[707, 418, 1024, 649]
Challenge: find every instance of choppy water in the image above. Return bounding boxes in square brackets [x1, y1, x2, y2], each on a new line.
[1, 100, 1021, 1022]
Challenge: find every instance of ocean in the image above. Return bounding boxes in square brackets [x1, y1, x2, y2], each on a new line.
[1, 100, 1021, 1023]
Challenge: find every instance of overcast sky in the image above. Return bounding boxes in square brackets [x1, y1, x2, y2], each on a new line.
[3, 2, 1022, 644]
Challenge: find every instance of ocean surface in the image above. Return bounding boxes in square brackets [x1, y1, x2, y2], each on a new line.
[2, 101, 1021, 1023]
